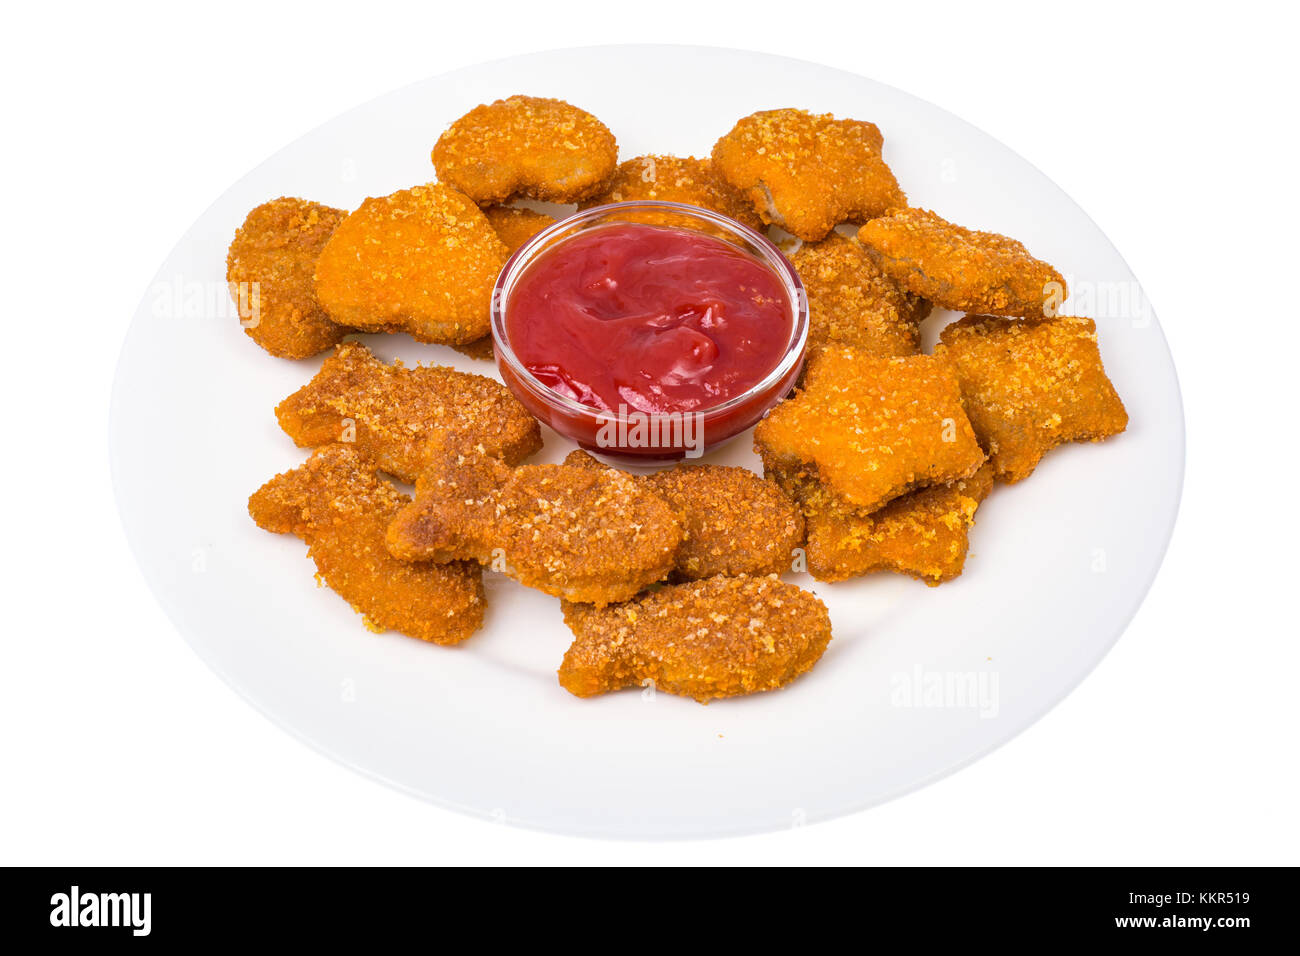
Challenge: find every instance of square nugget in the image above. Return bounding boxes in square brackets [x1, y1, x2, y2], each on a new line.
[937, 315, 1128, 482]
[754, 348, 985, 514]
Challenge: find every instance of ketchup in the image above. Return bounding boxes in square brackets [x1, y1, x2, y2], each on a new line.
[504, 223, 793, 414]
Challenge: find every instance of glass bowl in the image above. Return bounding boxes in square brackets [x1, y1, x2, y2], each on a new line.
[490, 201, 808, 464]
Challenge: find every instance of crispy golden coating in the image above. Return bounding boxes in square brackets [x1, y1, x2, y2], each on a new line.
[248, 444, 485, 644]
[225, 197, 349, 358]
[314, 183, 507, 344]
[780, 462, 994, 584]
[754, 348, 985, 514]
[387, 443, 681, 605]
[450, 335, 497, 361]
[936, 315, 1128, 482]
[483, 205, 557, 253]
[578, 155, 764, 230]
[275, 342, 541, 483]
[711, 109, 906, 241]
[790, 233, 931, 362]
[558, 574, 832, 703]
[433, 95, 618, 204]
[857, 208, 1066, 318]
[563, 451, 805, 579]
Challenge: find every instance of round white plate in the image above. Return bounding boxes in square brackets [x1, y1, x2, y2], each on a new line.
[111, 45, 1184, 839]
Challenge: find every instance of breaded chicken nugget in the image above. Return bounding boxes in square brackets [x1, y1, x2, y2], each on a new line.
[275, 341, 541, 483]
[779, 462, 994, 584]
[711, 109, 906, 241]
[387, 442, 681, 605]
[563, 450, 805, 579]
[857, 208, 1066, 318]
[578, 155, 763, 230]
[790, 233, 931, 362]
[248, 444, 485, 644]
[754, 348, 985, 514]
[314, 183, 507, 344]
[433, 95, 618, 204]
[936, 315, 1128, 482]
[558, 574, 831, 703]
[225, 197, 349, 358]
[482, 205, 557, 253]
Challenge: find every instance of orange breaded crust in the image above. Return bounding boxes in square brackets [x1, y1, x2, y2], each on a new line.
[790, 233, 931, 362]
[450, 335, 497, 361]
[578, 155, 764, 230]
[936, 315, 1128, 482]
[225, 197, 349, 359]
[387, 446, 681, 606]
[314, 183, 507, 344]
[857, 208, 1066, 318]
[275, 341, 541, 483]
[779, 461, 994, 584]
[433, 95, 618, 204]
[248, 444, 484, 644]
[563, 451, 805, 579]
[483, 205, 557, 253]
[711, 109, 906, 241]
[754, 348, 985, 514]
[558, 574, 832, 703]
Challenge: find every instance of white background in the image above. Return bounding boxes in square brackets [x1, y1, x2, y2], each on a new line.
[2, 1, 1295, 864]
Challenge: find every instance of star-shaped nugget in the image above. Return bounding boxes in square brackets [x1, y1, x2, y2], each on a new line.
[711, 109, 906, 241]
[857, 208, 1066, 317]
[248, 444, 485, 645]
[754, 348, 985, 514]
[386, 441, 681, 606]
[782, 463, 995, 585]
[790, 233, 931, 362]
[313, 183, 508, 344]
[275, 342, 541, 484]
[936, 315, 1128, 482]
[433, 95, 618, 205]
[558, 575, 832, 703]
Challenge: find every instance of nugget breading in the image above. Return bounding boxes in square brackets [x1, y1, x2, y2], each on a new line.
[313, 183, 507, 344]
[790, 233, 931, 362]
[275, 341, 541, 483]
[483, 205, 557, 253]
[857, 208, 1066, 318]
[711, 109, 906, 241]
[387, 443, 681, 605]
[248, 444, 485, 644]
[225, 197, 349, 358]
[780, 462, 994, 584]
[754, 348, 985, 514]
[558, 575, 831, 702]
[936, 315, 1128, 482]
[433, 95, 618, 204]
[578, 155, 763, 230]
[563, 451, 805, 579]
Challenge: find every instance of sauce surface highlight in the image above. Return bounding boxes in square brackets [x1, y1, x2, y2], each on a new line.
[505, 223, 793, 414]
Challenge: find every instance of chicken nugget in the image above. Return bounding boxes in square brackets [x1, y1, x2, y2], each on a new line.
[225, 197, 349, 358]
[314, 183, 507, 344]
[578, 155, 764, 230]
[711, 109, 906, 241]
[936, 315, 1128, 482]
[433, 95, 618, 205]
[483, 205, 557, 253]
[857, 208, 1066, 318]
[754, 348, 985, 514]
[779, 462, 994, 584]
[563, 450, 805, 579]
[558, 574, 831, 703]
[275, 341, 541, 483]
[790, 233, 931, 362]
[248, 444, 484, 644]
[387, 442, 681, 605]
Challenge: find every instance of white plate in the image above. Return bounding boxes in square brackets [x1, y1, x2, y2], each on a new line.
[111, 45, 1184, 839]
